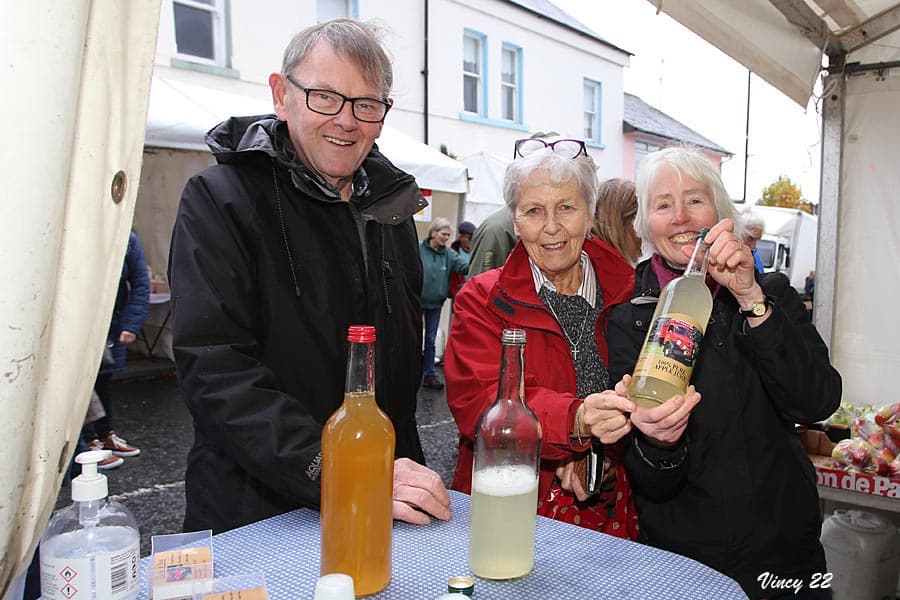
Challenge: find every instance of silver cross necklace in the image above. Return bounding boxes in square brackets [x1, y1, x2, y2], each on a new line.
[545, 297, 590, 362]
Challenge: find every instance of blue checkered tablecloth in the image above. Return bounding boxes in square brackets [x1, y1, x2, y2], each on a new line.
[138, 490, 747, 599]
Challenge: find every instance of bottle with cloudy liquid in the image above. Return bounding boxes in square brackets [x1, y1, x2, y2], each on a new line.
[627, 228, 713, 408]
[40, 451, 140, 600]
[320, 325, 395, 596]
[468, 328, 542, 579]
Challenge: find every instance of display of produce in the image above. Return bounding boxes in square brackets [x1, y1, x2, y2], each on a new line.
[829, 401, 900, 478]
[824, 401, 875, 428]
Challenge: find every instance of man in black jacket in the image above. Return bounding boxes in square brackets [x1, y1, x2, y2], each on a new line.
[168, 18, 450, 534]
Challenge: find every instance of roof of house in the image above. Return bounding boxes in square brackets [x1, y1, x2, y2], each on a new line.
[624, 93, 732, 155]
[503, 0, 632, 56]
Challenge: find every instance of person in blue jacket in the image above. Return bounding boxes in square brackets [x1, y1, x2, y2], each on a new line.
[83, 230, 150, 467]
[419, 218, 468, 389]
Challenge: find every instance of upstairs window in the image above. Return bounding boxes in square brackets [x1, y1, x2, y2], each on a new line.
[500, 44, 522, 122]
[583, 79, 601, 144]
[173, 0, 226, 66]
[463, 31, 486, 115]
[634, 140, 663, 174]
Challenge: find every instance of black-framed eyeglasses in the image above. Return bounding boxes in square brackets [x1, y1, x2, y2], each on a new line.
[513, 138, 587, 159]
[285, 74, 391, 123]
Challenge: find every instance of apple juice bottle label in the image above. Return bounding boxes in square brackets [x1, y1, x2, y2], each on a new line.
[632, 313, 704, 390]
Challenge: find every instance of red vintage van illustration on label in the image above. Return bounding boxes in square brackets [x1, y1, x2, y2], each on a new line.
[650, 317, 702, 367]
[632, 313, 705, 390]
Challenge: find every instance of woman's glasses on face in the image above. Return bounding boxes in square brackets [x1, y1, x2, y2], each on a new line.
[513, 138, 587, 159]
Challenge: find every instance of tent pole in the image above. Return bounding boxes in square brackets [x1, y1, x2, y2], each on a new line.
[422, 0, 430, 145]
[743, 69, 750, 203]
[815, 68, 845, 350]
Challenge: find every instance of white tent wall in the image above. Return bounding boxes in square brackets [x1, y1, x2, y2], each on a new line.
[375, 127, 469, 194]
[465, 202, 507, 227]
[832, 73, 900, 406]
[460, 152, 509, 227]
[134, 149, 215, 285]
[130, 148, 216, 361]
[0, 1, 160, 595]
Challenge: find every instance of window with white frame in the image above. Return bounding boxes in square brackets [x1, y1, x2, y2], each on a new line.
[317, 0, 352, 21]
[463, 31, 485, 115]
[583, 79, 602, 143]
[501, 44, 522, 122]
[173, 0, 225, 66]
[634, 140, 663, 174]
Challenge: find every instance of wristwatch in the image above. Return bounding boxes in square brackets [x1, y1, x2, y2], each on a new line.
[739, 297, 770, 318]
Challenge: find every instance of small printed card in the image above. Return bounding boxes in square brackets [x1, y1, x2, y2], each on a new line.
[200, 586, 268, 600]
[153, 546, 214, 584]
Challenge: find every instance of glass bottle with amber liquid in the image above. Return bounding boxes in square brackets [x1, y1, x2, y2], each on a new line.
[627, 228, 713, 408]
[469, 328, 542, 579]
[320, 325, 395, 595]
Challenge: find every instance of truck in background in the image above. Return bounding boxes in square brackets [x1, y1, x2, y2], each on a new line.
[750, 205, 818, 294]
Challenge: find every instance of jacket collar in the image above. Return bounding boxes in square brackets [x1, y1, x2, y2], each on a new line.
[489, 237, 635, 327]
[205, 115, 425, 224]
[631, 258, 662, 304]
[421, 239, 448, 255]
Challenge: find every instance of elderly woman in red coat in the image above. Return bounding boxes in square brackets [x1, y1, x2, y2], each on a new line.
[444, 138, 699, 538]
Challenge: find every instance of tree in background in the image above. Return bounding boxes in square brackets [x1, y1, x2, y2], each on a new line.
[757, 175, 815, 214]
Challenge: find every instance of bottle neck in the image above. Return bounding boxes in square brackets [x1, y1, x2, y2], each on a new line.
[496, 342, 525, 405]
[77, 499, 106, 527]
[345, 341, 375, 395]
[684, 236, 709, 278]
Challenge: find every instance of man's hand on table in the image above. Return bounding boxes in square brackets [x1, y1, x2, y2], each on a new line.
[392, 458, 452, 524]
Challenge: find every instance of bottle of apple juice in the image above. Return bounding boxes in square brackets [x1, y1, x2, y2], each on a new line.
[627, 228, 713, 408]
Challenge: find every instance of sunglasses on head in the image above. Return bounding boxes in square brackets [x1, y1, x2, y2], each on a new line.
[513, 138, 587, 159]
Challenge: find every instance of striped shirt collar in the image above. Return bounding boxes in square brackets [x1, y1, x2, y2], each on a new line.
[528, 251, 597, 308]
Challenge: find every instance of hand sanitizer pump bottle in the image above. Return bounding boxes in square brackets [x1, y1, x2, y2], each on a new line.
[40, 450, 140, 600]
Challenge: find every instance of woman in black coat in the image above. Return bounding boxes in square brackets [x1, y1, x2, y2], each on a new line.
[607, 147, 841, 599]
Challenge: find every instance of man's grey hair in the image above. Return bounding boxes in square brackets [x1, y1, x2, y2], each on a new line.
[740, 207, 765, 237]
[281, 18, 393, 99]
[634, 145, 742, 251]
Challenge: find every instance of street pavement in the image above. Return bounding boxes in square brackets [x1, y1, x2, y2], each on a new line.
[55, 358, 460, 557]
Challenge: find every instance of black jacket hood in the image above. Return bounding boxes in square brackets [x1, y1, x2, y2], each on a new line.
[205, 114, 426, 223]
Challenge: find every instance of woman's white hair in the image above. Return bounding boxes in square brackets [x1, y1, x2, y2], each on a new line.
[503, 149, 599, 218]
[634, 146, 742, 254]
